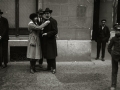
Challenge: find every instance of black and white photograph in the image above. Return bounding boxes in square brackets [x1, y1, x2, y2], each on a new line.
[0, 0, 120, 90]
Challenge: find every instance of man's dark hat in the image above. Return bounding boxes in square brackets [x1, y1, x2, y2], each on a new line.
[101, 19, 106, 22]
[44, 8, 52, 13]
[0, 9, 3, 14]
[37, 8, 44, 14]
[29, 13, 37, 20]
[113, 23, 120, 31]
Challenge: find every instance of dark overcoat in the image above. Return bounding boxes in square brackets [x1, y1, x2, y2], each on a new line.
[96, 25, 110, 42]
[42, 17, 58, 59]
[0, 16, 9, 64]
[108, 36, 120, 62]
[0, 17, 9, 41]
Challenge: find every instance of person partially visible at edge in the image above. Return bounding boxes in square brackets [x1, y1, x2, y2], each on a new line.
[37, 8, 45, 68]
[27, 13, 50, 74]
[0, 9, 9, 68]
[108, 23, 120, 90]
[42, 8, 58, 74]
[95, 19, 110, 61]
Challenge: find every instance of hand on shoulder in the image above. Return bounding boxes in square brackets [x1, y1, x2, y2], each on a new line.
[45, 20, 50, 24]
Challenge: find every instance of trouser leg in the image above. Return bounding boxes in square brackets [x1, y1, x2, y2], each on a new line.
[51, 59, 56, 69]
[39, 58, 43, 65]
[46, 59, 51, 70]
[97, 41, 101, 58]
[39, 35, 43, 65]
[33, 59, 37, 71]
[101, 41, 106, 58]
[30, 59, 34, 68]
[0, 42, 2, 66]
[2, 41, 8, 66]
[29, 59, 35, 73]
[111, 58, 118, 88]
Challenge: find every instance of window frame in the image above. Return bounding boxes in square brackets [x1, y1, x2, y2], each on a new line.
[9, 0, 38, 35]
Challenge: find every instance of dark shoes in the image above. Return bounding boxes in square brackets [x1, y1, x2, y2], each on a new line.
[95, 57, 105, 61]
[52, 69, 56, 74]
[95, 57, 99, 60]
[43, 68, 56, 74]
[0, 64, 7, 68]
[30, 66, 36, 74]
[30, 68, 34, 74]
[101, 58, 105, 61]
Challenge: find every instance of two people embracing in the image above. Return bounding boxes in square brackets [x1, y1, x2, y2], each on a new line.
[27, 8, 58, 74]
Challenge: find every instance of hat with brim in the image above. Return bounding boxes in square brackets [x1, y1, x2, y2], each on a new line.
[0, 10, 3, 14]
[44, 8, 52, 13]
[29, 13, 37, 20]
[101, 19, 106, 22]
[37, 8, 44, 15]
[113, 23, 120, 31]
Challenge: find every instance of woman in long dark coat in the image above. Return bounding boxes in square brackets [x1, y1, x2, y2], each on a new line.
[27, 13, 50, 74]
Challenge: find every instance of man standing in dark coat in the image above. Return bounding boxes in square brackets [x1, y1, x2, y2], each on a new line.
[42, 8, 58, 74]
[0, 10, 9, 68]
[37, 8, 45, 68]
[95, 19, 110, 61]
[108, 23, 120, 90]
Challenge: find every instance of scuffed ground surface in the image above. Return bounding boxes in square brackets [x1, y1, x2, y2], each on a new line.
[0, 61, 120, 90]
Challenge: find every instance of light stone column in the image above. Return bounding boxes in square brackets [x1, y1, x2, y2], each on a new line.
[38, 0, 43, 9]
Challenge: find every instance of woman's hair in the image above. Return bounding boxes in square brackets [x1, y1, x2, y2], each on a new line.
[29, 13, 37, 20]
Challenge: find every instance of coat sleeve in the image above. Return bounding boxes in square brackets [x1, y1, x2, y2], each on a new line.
[95, 26, 100, 42]
[47, 19, 58, 38]
[106, 26, 110, 42]
[0, 18, 9, 38]
[28, 21, 49, 31]
[107, 37, 114, 54]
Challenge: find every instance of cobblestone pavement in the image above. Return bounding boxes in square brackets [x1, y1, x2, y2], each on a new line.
[0, 61, 120, 90]
[0, 41, 120, 90]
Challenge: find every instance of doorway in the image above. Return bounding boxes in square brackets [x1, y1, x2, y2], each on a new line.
[92, 0, 100, 41]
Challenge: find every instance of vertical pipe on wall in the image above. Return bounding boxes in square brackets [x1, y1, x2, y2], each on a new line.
[36, 0, 38, 11]
[112, 0, 118, 25]
[15, 0, 19, 36]
[38, 0, 43, 9]
[117, 0, 120, 23]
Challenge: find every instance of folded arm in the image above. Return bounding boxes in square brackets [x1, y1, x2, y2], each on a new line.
[28, 20, 50, 30]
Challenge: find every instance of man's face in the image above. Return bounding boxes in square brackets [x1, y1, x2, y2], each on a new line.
[38, 13, 43, 18]
[44, 12, 51, 19]
[101, 21, 106, 26]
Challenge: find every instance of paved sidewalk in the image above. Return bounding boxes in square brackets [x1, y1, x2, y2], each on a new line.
[0, 60, 120, 90]
[0, 41, 120, 90]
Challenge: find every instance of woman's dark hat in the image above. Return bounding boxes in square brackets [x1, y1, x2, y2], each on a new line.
[44, 8, 52, 13]
[29, 13, 37, 20]
[37, 8, 44, 15]
[0, 10, 3, 14]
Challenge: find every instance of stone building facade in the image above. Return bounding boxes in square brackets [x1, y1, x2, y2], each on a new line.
[0, 0, 115, 61]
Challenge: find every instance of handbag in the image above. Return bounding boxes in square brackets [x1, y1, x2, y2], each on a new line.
[29, 35, 36, 47]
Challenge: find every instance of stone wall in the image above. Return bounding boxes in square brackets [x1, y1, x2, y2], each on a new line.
[38, 0, 94, 61]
